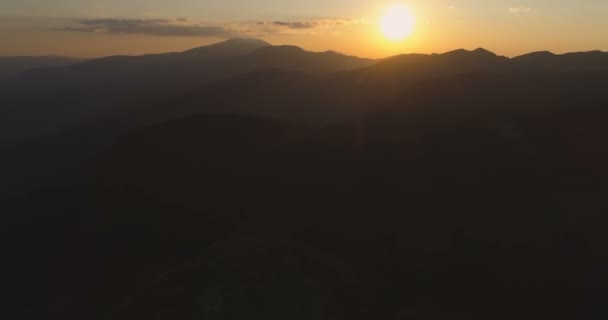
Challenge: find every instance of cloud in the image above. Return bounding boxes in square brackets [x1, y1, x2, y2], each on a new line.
[55, 17, 366, 37]
[56, 18, 232, 37]
[272, 21, 317, 29]
[54, 26, 100, 33]
[509, 7, 532, 14]
[265, 18, 367, 35]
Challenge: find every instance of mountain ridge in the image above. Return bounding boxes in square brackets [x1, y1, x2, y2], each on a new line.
[2, 38, 608, 146]
[3, 38, 606, 81]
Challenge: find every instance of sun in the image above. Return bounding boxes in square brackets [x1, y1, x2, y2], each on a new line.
[380, 4, 416, 41]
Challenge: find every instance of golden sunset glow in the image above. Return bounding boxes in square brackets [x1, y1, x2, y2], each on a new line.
[380, 4, 416, 42]
[1, 1, 607, 58]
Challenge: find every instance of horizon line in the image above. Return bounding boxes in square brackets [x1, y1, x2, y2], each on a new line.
[1, 37, 606, 60]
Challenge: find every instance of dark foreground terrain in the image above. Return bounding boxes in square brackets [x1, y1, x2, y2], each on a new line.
[2, 39, 608, 319]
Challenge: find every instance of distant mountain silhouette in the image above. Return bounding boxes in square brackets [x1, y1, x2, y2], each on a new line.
[244, 45, 374, 74]
[0, 56, 84, 82]
[91, 91, 608, 319]
[0, 38, 374, 144]
[144, 48, 608, 124]
[3, 41, 608, 320]
[2, 43, 608, 199]
[2, 43, 606, 144]
[3, 38, 370, 96]
[180, 37, 271, 57]
[512, 50, 608, 71]
[3, 38, 271, 95]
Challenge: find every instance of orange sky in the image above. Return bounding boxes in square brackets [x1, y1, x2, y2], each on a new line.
[1, 1, 607, 58]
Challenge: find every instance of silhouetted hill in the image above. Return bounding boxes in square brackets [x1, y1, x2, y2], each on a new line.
[350, 48, 509, 85]
[244, 45, 374, 74]
[512, 50, 608, 71]
[0, 56, 84, 82]
[3, 45, 607, 147]
[180, 37, 271, 57]
[4, 50, 608, 319]
[3, 44, 608, 320]
[87, 83, 608, 319]
[151, 69, 339, 124]
[3, 38, 368, 96]
[0, 38, 374, 144]
[3, 38, 271, 95]
[1, 45, 606, 200]
[378, 48, 507, 70]
[145, 50, 608, 125]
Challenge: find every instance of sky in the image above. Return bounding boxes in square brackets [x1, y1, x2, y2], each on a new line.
[1, 0, 607, 58]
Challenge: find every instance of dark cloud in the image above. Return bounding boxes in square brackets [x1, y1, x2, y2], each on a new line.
[270, 19, 366, 31]
[53, 26, 100, 33]
[55, 17, 366, 38]
[57, 19, 232, 37]
[272, 21, 317, 29]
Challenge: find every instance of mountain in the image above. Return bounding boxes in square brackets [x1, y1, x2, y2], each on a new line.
[3, 45, 607, 147]
[0, 38, 375, 144]
[89, 78, 608, 319]
[4, 45, 608, 320]
[2, 45, 608, 200]
[242, 45, 374, 74]
[2, 38, 371, 96]
[180, 37, 271, 57]
[148, 48, 608, 125]
[512, 50, 608, 71]
[0, 56, 84, 82]
[2, 38, 271, 95]
[370, 48, 508, 72]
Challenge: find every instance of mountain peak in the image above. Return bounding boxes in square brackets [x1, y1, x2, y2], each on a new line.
[182, 38, 271, 57]
[472, 48, 496, 55]
[514, 51, 556, 60]
[323, 50, 343, 55]
[267, 45, 305, 52]
[249, 45, 306, 57]
[563, 50, 606, 57]
[220, 38, 271, 47]
[443, 48, 498, 57]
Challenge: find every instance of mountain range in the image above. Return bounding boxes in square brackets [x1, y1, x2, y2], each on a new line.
[0, 56, 85, 83]
[1, 38, 608, 199]
[3, 38, 608, 320]
[1, 39, 607, 142]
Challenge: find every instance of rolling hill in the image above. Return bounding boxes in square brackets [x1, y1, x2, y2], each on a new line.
[0, 56, 85, 82]
[3, 41, 608, 320]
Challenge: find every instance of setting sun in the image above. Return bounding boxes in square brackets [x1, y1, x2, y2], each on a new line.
[380, 4, 416, 42]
